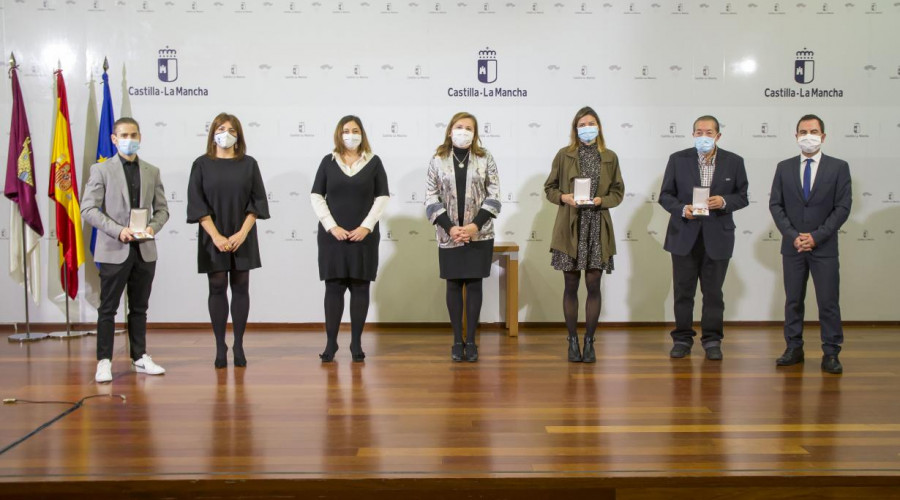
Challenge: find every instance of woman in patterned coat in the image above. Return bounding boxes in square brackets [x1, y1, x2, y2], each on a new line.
[425, 112, 501, 363]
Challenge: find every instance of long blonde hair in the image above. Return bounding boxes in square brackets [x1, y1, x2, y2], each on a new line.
[567, 106, 607, 153]
[435, 111, 487, 158]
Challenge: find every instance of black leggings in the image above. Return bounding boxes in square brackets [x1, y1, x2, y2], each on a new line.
[208, 271, 250, 354]
[563, 270, 602, 339]
[446, 278, 483, 345]
[323, 278, 371, 355]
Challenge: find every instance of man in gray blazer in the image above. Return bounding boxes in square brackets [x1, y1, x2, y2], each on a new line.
[82, 117, 169, 383]
[769, 114, 851, 374]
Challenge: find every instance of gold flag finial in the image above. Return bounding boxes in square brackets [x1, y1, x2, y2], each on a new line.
[102, 57, 109, 72]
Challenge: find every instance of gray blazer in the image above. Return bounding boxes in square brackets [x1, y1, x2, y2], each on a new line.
[81, 155, 169, 264]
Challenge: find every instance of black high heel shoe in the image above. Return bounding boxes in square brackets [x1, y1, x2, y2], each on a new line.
[567, 336, 582, 362]
[582, 336, 596, 363]
[215, 346, 228, 369]
[465, 342, 478, 362]
[350, 343, 366, 362]
[319, 345, 338, 363]
[451, 342, 465, 362]
[233, 345, 247, 367]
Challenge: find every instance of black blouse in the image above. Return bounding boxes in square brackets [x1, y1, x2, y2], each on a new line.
[186, 155, 270, 273]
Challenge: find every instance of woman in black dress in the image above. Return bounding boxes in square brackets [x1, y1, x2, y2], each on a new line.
[187, 112, 270, 369]
[425, 112, 501, 362]
[310, 115, 389, 362]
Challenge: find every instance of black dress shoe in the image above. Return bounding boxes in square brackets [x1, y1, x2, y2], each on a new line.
[567, 336, 582, 362]
[705, 346, 723, 361]
[465, 343, 478, 362]
[582, 337, 596, 363]
[451, 342, 465, 362]
[669, 344, 691, 358]
[233, 345, 247, 367]
[776, 347, 804, 366]
[821, 354, 843, 374]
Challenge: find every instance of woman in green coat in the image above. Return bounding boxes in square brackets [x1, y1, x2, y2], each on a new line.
[544, 106, 625, 363]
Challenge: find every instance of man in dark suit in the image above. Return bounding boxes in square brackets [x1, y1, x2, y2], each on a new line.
[82, 117, 169, 383]
[659, 115, 749, 360]
[769, 114, 851, 374]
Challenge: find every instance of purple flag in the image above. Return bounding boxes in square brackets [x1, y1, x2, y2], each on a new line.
[4, 64, 44, 236]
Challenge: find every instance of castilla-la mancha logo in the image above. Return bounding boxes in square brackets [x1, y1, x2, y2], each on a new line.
[158, 47, 178, 82]
[794, 48, 814, 84]
[477, 47, 497, 84]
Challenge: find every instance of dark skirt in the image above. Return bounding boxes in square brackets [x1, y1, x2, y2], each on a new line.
[439, 239, 493, 280]
[317, 228, 379, 282]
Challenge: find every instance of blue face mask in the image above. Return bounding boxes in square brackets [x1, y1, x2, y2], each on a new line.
[117, 138, 141, 156]
[577, 126, 599, 143]
[694, 135, 715, 154]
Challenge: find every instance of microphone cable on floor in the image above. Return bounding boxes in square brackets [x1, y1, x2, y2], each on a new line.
[0, 394, 126, 456]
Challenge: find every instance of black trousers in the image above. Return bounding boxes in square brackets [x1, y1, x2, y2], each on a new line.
[96, 245, 156, 361]
[782, 251, 843, 355]
[670, 235, 729, 349]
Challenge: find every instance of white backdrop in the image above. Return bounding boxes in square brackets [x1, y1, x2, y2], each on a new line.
[1, 0, 898, 325]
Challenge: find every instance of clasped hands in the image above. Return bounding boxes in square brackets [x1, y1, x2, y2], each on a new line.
[683, 196, 725, 220]
[793, 233, 817, 252]
[449, 223, 478, 244]
[330, 226, 371, 242]
[212, 230, 248, 253]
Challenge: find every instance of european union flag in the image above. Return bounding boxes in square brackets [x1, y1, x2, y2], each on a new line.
[97, 71, 116, 163]
[91, 68, 117, 265]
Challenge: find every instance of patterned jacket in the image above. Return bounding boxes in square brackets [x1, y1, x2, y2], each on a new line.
[425, 150, 501, 249]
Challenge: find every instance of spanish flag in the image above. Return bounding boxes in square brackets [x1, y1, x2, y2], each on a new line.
[48, 69, 84, 299]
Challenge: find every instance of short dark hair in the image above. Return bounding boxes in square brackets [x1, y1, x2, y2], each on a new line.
[113, 117, 140, 133]
[796, 114, 825, 134]
[693, 115, 720, 133]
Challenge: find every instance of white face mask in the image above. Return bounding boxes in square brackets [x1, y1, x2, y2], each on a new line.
[450, 128, 474, 149]
[342, 133, 362, 151]
[797, 134, 822, 154]
[214, 131, 238, 149]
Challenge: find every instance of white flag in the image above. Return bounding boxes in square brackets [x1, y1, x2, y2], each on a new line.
[9, 201, 42, 305]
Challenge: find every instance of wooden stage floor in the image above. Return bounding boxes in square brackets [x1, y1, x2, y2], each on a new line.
[1, 326, 899, 498]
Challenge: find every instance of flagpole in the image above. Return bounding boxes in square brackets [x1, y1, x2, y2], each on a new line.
[46, 61, 86, 340]
[48, 261, 86, 339]
[85, 57, 126, 338]
[9, 217, 48, 342]
[7, 53, 47, 343]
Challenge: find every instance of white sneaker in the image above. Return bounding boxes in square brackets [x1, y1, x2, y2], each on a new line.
[95, 359, 113, 383]
[132, 354, 166, 375]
